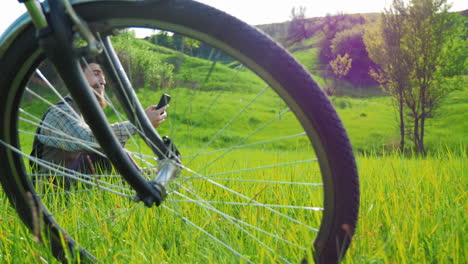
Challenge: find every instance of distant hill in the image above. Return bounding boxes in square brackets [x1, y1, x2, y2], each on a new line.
[256, 13, 380, 45]
[256, 9, 466, 42]
[255, 10, 467, 95]
[256, 12, 383, 94]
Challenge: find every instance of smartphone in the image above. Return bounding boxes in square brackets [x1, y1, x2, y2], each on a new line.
[156, 93, 171, 112]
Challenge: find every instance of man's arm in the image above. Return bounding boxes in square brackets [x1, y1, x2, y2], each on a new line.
[37, 103, 137, 152]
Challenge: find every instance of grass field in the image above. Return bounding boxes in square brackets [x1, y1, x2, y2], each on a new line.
[0, 150, 466, 263]
[5, 85, 468, 263]
[346, 152, 467, 263]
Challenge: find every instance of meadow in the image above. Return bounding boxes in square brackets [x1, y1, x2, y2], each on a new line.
[4, 84, 467, 264]
[1, 150, 466, 263]
[1, 30, 467, 263]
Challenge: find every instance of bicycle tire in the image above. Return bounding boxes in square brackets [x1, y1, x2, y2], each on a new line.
[0, 0, 359, 263]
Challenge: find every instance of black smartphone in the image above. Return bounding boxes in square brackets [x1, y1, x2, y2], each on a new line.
[156, 93, 171, 111]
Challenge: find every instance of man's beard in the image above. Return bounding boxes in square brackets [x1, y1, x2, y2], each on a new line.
[92, 85, 107, 108]
[95, 93, 107, 108]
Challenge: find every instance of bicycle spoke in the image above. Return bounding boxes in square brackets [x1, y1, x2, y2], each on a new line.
[161, 204, 255, 264]
[182, 132, 307, 159]
[176, 64, 245, 145]
[0, 139, 135, 198]
[170, 190, 299, 263]
[173, 188, 310, 248]
[176, 176, 322, 186]
[167, 199, 323, 211]
[14, 48, 323, 263]
[196, 107, 292, 173]
[176, 165, 319, 232]
[202, 159, 319, 178]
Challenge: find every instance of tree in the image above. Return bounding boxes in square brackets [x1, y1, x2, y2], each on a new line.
[147, 31, 173, 48]
[364, 0, 411, 151]
[184, 37, 201, 56]
[402, 0, 458, 154]
[364, 0, 464, 154]
[331, 25, 378, 87]
[172, 33, 185, 53]
[319, 14, 365, 63]
[286, 6, 308, 46]
[327, 53, 352, 95]
[113, 32, 174, 89]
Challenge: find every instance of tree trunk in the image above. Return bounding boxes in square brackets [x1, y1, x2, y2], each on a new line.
[420, 115, 427, 155]
[398, 93, 405, 151]
[413, 116, 420, 153]
[418, 82, 427, 155]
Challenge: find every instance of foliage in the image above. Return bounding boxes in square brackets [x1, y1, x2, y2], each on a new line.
[363, 0, 466, 154]
[327, 53, 352, 95]
[112, 31, 175, 90]
[402, 0, 462, 154]
[145, 32, 235, 64]
[286, 6, 309, 46]
[364, 0, 411, 151]
[330, 54, 352, 79]
[184, 37, 201, 56]
[146, 31, 173, 48]
[318, 14, 367, 64]
[331, 25, 378, 86]
[315, 13, 381, 92]
[437, 13, 468, 77]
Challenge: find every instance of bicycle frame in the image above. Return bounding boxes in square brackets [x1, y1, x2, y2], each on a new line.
[3, 0, 181, 207]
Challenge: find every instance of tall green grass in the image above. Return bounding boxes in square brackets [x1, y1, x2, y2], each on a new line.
[1, 151, 465, 263]
[346, 150, 467, 263]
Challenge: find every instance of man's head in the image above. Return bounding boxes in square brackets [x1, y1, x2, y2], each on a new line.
[81, 59, 107, 108]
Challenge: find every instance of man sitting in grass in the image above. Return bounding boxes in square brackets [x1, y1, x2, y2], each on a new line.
[30, 59, 168, 182]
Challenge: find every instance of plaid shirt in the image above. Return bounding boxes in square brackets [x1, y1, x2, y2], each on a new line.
[37, 97, 137, 151]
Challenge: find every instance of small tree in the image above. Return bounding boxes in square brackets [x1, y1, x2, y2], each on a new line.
[286, 6, 308, 46]
[364, 0, 464, 154]
[327, 53, 352, 96]
[364, 0, 411, 151]
[319, 14, 365, 64]
[184, 37, 201, 56]
[147, 31, 173, 48]
[402, 0, 458, 154]
[331, 25, 378, 87]
[112, 33, 174, 90]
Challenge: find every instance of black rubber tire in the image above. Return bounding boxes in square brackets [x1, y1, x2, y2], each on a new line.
[0, 0, 359, 263]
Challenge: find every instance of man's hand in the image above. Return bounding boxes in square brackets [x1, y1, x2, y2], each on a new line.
[145, 105, 168, 128]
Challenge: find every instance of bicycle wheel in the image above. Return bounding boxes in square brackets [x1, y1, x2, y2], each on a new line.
[0, 0, 359, 263]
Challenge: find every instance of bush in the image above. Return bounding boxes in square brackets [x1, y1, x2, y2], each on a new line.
[331, 25, 378, 87]
[112, 33, 175, 90]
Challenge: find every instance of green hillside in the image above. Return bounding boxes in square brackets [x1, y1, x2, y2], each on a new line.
[19, 31, 465, 155]
[108, 33, 467, 155]
[332, 86, 468, 155]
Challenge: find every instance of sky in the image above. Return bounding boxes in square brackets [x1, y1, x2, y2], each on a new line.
[1, 0, 467, 36]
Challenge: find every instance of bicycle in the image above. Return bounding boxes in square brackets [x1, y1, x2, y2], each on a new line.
[0, 0, 359, 263]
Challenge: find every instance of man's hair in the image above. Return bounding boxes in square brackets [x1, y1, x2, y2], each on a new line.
[79, 56, 100, 70]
